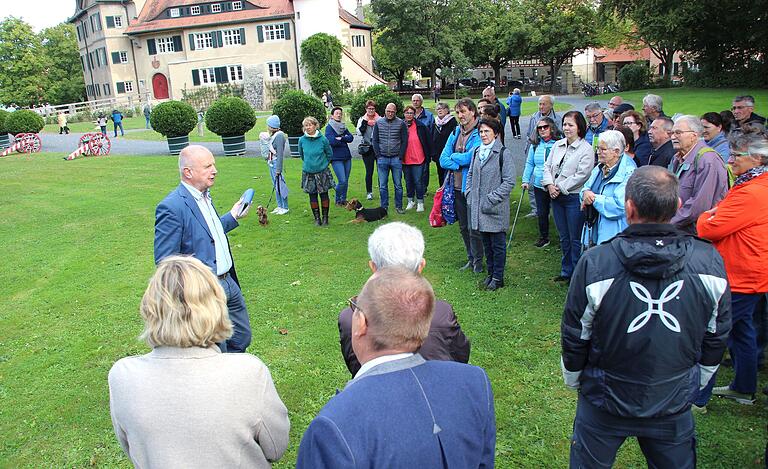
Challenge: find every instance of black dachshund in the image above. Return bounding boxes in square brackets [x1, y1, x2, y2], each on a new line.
[345, 198, 388, 223]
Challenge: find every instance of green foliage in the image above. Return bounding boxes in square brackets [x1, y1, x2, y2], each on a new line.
[204, 96, 257, 137]
[618, 63, 652, 91]
[0, 109, 9, 134]
[265, 79, 297, 104]
[39, 23, 85, 104]
[5, 110, 45, 134]
[0, 17, 46, 107]
[456, 88, 470, 99]
[272, 90, 327, 137]
[150, 101, 197, 138]
[300, 33, 343, 100]
[348, 85, 405, 123]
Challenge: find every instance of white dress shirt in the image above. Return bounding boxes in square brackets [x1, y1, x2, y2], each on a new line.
[182, 182, 232, 275]
[356, 353, 414, 378]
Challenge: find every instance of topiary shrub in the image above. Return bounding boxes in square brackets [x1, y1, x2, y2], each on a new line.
[349, 85, 405, 123]
[204, 96, 257, 137]
[0, 109, 10, 135]
[300, 33, 343, 101]
[272, 90, 327, 136]
[5, 110, 45, 134]
[150, 101, 197, 137]
[617, 62, 652, 91]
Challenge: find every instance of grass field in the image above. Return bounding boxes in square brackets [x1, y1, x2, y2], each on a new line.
[604, 88, 768, 117]
[43, 116, 149, 135]
[1, 150, 765, 467]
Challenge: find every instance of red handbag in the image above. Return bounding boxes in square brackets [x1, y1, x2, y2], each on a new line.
[429, 186, 446, 227]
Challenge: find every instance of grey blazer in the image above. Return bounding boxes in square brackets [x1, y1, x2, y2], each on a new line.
[465, 140, 516, 233]
[108, 346, 290, 468]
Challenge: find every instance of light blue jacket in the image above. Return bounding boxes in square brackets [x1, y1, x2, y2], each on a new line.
[580, 154, 637, 245]
[522, 139, 556, 189]
[439, 124, 481, 192]
[705, 133, 730, 162]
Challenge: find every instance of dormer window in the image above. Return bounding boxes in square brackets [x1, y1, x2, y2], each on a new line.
[170, 8, 180, 18]
[232, 1, 242, 10]
[191, 6, 201, 15]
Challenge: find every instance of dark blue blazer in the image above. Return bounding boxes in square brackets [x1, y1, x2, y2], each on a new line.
[154, 183, 240, 284]
[296, 355, 496, 468]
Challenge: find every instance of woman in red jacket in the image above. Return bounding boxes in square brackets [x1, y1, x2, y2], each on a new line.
[695, 126, 768, 408]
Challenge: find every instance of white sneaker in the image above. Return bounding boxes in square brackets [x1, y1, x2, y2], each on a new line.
[416, 202, 424, 212]
[277, 207, 289, 215]
[406, 200, 416, 210]
[366, 193, 373, 200]
[271, 207, 281, 214]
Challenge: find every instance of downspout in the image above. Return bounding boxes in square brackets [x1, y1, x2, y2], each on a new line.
[290, 18, 301, 89]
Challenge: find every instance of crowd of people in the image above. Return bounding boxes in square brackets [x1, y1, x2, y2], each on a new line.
[105, 89, 768, 467]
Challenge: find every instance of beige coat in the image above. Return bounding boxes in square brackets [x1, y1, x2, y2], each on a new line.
[541, 137, 594, 195]
[108, 346, 290, 469]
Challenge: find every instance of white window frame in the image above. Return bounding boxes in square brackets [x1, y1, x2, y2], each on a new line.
[194, 32, 214, 50]
[267, 62, 283, 79]
[114, 16, 123, 27]
[170, 8, 180, 18]
[211, 3, 221, 12]
[263, 23, 286, 41]
[228, 65, 243, 82]
[124, 81, 134, 93]
[103, 83, 111, 96]
[119, 51, 128, 64]
[222, 29, 242, 46]
[200, 68, 216, 85]
[232, 1, 242, 10]
[191, 6, 201, 15]
[156, 36, 176, 53]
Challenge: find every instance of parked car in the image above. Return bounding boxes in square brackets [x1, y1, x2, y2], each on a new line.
[506, 80, 524, 88]
[477, 79, 496, 88]
[458, 78, 478, 88]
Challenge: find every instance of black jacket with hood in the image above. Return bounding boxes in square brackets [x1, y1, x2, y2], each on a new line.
[561, 223, 732, 418]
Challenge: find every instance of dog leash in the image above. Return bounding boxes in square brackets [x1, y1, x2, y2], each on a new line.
[507, 187, 526, 249]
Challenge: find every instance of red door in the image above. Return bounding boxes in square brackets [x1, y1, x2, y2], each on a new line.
[152, 73, 169, 100]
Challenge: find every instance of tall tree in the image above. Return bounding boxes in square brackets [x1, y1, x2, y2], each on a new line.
[466, 0, 529, 84]
[300, 33, 343, 99]
[40, 23, 85, 104]
[0, 17, 46, 106]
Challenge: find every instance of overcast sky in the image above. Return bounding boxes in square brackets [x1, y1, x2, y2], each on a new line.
[5, 0, 371, 32]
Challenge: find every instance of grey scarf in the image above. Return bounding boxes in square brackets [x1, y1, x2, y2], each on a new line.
[328, 118, 347, 136]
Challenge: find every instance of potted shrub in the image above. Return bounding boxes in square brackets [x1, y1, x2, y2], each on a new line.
[205, 96, 257, 156]
[150, 100, 197, 155]
[349, 85, 404, 124]
[272, 90, 327, 157]
[0, 109, 10, 150]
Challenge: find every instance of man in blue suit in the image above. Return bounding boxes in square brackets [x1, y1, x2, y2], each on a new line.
[297, 267, 496, 468]
[154, 145, 251, 353]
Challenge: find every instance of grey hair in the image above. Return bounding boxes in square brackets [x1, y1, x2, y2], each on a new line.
[598, 130, 626, 153]
[655, 116, 674, 132]
[411, 93, 424, 101]
[539, 94, 555, 104]
[674, 115, 704, 136]
[642, 94, 663, 112]
[513, 88, 521, 95]
[626, 166, 679, 223]
[733, 95, 756, 107]
[585, 102, 602, 113]
[435, 102, 450, 112]
[368, 222, 424, 272]
[730, 124, 768, 165]
[603, 109, 615, 120]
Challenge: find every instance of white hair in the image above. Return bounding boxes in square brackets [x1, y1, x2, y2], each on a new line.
[598, 130, 626, 152]
[585, 102, 602, 113]
[539, 94, 555, 104]
[411, 93, 424, 101]
[368, 222, 424, 272]
[642, 94, 663, 112]
[674, 115, 704, 136]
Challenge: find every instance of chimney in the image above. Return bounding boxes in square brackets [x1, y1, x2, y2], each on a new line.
[356, 0, 364, 21]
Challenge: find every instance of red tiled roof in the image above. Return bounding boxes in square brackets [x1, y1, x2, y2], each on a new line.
[126, 0, 294, 34]
[595, 46, 651, 63]
[339, 7, 371, 30]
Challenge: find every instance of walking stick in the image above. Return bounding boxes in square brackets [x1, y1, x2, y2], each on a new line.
[507, 187, 527, 249]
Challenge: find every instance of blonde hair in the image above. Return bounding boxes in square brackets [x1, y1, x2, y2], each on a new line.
[140, 256, 232, 348]
[302, 116, 319, 128]
[358, 267, 435, 352]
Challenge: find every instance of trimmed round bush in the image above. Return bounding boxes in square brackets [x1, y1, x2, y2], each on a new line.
[0, 109, 10, 134]
[617, 62, 652, 91]
[150, 101, 197, 138]
[272, 90, 328, 137]
[349, 85, 404, 123]
[205, 96, 257, 137]
[5, 110, 45, 135]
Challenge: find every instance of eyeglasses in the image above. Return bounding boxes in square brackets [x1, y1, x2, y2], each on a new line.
[731, 151, 751, 158]
[597, 147, 616, 153]
[732, 105, 749, 110]
[348, 296, 362, 313]
[404, 111, 415, 115]
[623, 121, 638, 126]
[537, 125, 550, 130]
[366, 107, 376, 111]
[672, 130, 697, 136]
[479, 129, 494, 135]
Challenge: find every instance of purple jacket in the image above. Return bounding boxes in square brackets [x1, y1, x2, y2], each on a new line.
[670, 140, 729, 234]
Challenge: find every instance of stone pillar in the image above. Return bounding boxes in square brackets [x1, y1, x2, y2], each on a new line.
[560, 64, 575, 94]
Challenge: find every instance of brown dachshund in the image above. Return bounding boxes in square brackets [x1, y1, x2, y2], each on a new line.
[257, 205, 268, 226]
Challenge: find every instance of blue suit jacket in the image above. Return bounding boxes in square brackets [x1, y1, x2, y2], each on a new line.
[296, 355, 496, 468]
[154, 184, 240, 284]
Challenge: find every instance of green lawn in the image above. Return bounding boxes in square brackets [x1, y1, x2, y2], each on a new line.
[605, 88, 768, 117]
[1, 152, 765, 468]
[43, 116, 148, 134]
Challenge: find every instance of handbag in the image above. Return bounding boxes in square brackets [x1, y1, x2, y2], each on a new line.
[357, 142, 371, 155]
[441, 172, 456, 225]
[429, 186, 446, 227]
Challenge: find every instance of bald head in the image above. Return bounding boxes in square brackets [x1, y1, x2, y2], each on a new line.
[179, 145, 217, 191]
[608, 96, 623, 109]
[385, 103, 397, 120]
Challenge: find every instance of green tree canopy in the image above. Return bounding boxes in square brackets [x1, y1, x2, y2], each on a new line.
[0, 17, 46, 106]
[40, 23, 85, 104]
[300, 33, 343, 100]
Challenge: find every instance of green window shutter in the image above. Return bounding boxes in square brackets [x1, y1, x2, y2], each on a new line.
[212, 32, 219, 49]
[111, 52, 120, 64]
[239, 27, 246, 45]
[217, 31, 223, 47]
[257, 25, 263, 42]
[283, 22, 291, 40]
[192, 69, 200, 86]
[172, 35, 183, 51]
[280, 61, 288, 78]
[147, 39, 157, 55]
[106, 16, 115, 28]
[116, 82, 126, 94]
[189, 34, 195, 51]
[204, 4, 210, 13]
[214, 66, 228, 83]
